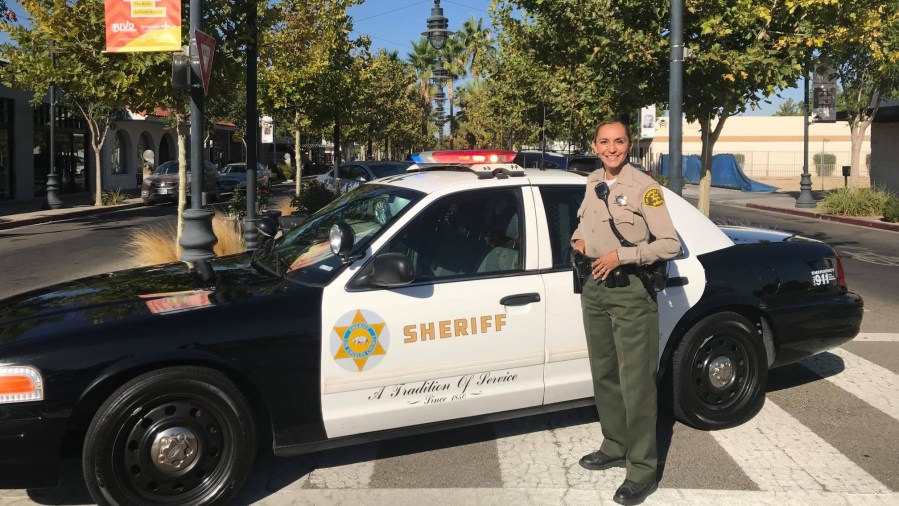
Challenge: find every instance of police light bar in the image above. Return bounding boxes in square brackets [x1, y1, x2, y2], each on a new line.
[412, 150, 517, 164]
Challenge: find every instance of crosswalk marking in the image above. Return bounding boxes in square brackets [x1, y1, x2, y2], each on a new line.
[248, 488, 899, 505]
[800, 348, 899, 423]
[854, 333, 899, 342]
[710, 400, 889, 494]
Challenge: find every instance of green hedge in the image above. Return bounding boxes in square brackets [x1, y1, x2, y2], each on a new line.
[813, 153, 836, 176]
[820, 186, 894, 217]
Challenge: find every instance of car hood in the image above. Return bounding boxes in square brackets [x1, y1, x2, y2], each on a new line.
[0, 254, 283, 343]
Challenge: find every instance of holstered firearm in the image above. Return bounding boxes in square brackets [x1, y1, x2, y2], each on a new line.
[571, 250, 591, 294]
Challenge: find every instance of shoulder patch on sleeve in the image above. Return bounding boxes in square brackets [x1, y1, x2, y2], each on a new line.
[643, 188, 665, 207]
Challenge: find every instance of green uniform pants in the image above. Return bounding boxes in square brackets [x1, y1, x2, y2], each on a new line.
[581, 273, 659, 484]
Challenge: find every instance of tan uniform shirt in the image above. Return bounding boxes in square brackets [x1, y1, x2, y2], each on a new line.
[571, 163, 681, 265]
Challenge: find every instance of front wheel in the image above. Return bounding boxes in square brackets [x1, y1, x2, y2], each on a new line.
[83, 366, 257, 506]
[672, 312, 768, 430]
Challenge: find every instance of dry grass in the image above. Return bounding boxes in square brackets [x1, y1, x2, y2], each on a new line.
[126, 223, 180, 266]
[127, 211, 246, 267]
[212, 211, 246, 256]
[270, 196, 295, 217]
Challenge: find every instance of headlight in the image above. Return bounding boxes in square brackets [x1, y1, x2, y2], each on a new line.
[0, 366, 44, 404]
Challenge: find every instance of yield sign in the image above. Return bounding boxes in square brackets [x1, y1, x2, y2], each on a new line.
[194, 29, 216, 96]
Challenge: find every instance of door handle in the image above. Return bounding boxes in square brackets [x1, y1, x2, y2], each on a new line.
[666, 277, 688, 287]
[500, 293, 541, 306]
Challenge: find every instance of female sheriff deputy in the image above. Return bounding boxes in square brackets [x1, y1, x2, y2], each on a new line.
[571, 119, 681, 506]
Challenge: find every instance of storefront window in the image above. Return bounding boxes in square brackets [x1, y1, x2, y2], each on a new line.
[110, 130, 128, 174]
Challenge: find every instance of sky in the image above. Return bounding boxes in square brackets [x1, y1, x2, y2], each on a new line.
[2, 0, 798, 115]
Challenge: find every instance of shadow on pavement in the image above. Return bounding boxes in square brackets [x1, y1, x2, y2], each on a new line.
[765, 352, 844, 393]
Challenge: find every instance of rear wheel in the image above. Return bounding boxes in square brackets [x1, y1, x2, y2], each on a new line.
[83, 366, 256, 506]
[672, 312, 767, 430]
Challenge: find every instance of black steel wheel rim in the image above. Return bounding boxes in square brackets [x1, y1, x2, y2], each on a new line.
[112, 394, 234, 504]
[690, 332, 755, 411]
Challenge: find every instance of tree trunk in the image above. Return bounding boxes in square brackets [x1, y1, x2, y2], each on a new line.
[696, 113, 728, 216]
[849, 120, 869, 188]
[294, 125, 302, 198]
[175, 113, 189, 252]
[76, 107, 109, 208]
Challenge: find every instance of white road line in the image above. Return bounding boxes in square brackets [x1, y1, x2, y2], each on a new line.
[853, 333, 899, 342]
[248, 488, 899, 505]
[801, 348, 899, 423]
[710, 400, 889, 494]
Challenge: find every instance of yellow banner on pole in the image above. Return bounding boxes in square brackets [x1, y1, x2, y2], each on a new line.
[104, 0, 181, 53]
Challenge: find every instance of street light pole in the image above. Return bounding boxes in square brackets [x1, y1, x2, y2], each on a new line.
[423, 0, 452, 146]
[244, 0, 259, 250]
[179, 0, 217, 262]
[796, 70, 816, 208]
[668, 0, 684, 196]
[45, 43, 63, 209]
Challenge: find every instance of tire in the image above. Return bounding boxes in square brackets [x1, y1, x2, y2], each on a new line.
[83, 366, 257, 506]
[672, 312, 767, 430]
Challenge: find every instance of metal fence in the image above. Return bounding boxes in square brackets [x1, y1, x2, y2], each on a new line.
[648, 150, 871, 179]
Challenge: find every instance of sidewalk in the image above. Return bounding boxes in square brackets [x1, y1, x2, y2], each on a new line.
[680, 184, 899, 233]
[1, 184, 898, 233]
[0, 192, 145, 231]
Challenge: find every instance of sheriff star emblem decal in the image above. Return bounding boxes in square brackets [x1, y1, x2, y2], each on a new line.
[331, 309, 389, 372]
[643, 188, 665, 207]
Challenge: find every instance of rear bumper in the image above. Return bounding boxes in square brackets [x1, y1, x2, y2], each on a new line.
[768, 291, 864, 367]
[0, 403, 68, 488]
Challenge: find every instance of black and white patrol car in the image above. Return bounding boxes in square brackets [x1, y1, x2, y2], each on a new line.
[0, 150, 862, 505]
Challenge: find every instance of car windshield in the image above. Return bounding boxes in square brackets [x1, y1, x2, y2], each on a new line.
[222, 164, 246, 174]
[153, 161, 182, 175]
[256, 184, 423, 285]
[368, 162, 412, 178]
[567, 157, 601, 172]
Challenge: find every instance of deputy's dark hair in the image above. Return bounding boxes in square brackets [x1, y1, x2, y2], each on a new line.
[594, 119, 631, 141]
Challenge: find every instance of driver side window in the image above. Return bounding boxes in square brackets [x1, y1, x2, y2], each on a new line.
[385, 189, 524, 282]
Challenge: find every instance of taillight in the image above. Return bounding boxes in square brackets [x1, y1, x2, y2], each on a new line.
[835, 251, 846, 288]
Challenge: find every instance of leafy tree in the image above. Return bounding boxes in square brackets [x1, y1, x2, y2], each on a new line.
[458, 16, 495, 82]
[407, 37, 438, 139]
[442, 35, 469, 149]
[774, 98, 803, 116]
[1, 0, 162, 207]
[260, 0, 363, 197]
[811, 0, 899, 187]
[1, 0, 15, 22]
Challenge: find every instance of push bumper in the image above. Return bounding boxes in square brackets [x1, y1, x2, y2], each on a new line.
[0, 403, 68, 488]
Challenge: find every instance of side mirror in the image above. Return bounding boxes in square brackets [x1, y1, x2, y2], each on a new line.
[367, 252, 415, 287]
[256, 216, 279, 238]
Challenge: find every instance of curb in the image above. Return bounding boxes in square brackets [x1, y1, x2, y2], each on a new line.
[746, 203, 899, 233]
[0, 202, 145, 231]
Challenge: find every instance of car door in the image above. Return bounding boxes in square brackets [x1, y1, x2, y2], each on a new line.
[319, 186, 546, 438]
[533, 184, 708, 405]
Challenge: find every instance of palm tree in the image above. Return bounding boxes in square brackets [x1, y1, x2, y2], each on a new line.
[442, 35, 468, 148]
[459, 16, 495, 81]
[407, 37, 437, 136]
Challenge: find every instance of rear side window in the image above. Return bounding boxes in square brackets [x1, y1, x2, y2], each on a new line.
[539, 185, 585, 270]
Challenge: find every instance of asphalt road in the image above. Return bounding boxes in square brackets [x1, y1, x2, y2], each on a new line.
[1, 200, 897, 505]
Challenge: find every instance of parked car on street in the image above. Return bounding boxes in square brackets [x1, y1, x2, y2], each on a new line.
[317, 160, 413, 193]
[0, 150, 862, 506]
[514, 150, 651, 175]
[141, 160, 221, 205]
[514, 150, 602, 171]
[217, 162, 272, 194]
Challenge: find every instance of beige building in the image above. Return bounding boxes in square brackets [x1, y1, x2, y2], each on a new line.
[639, 116, 872, 189]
